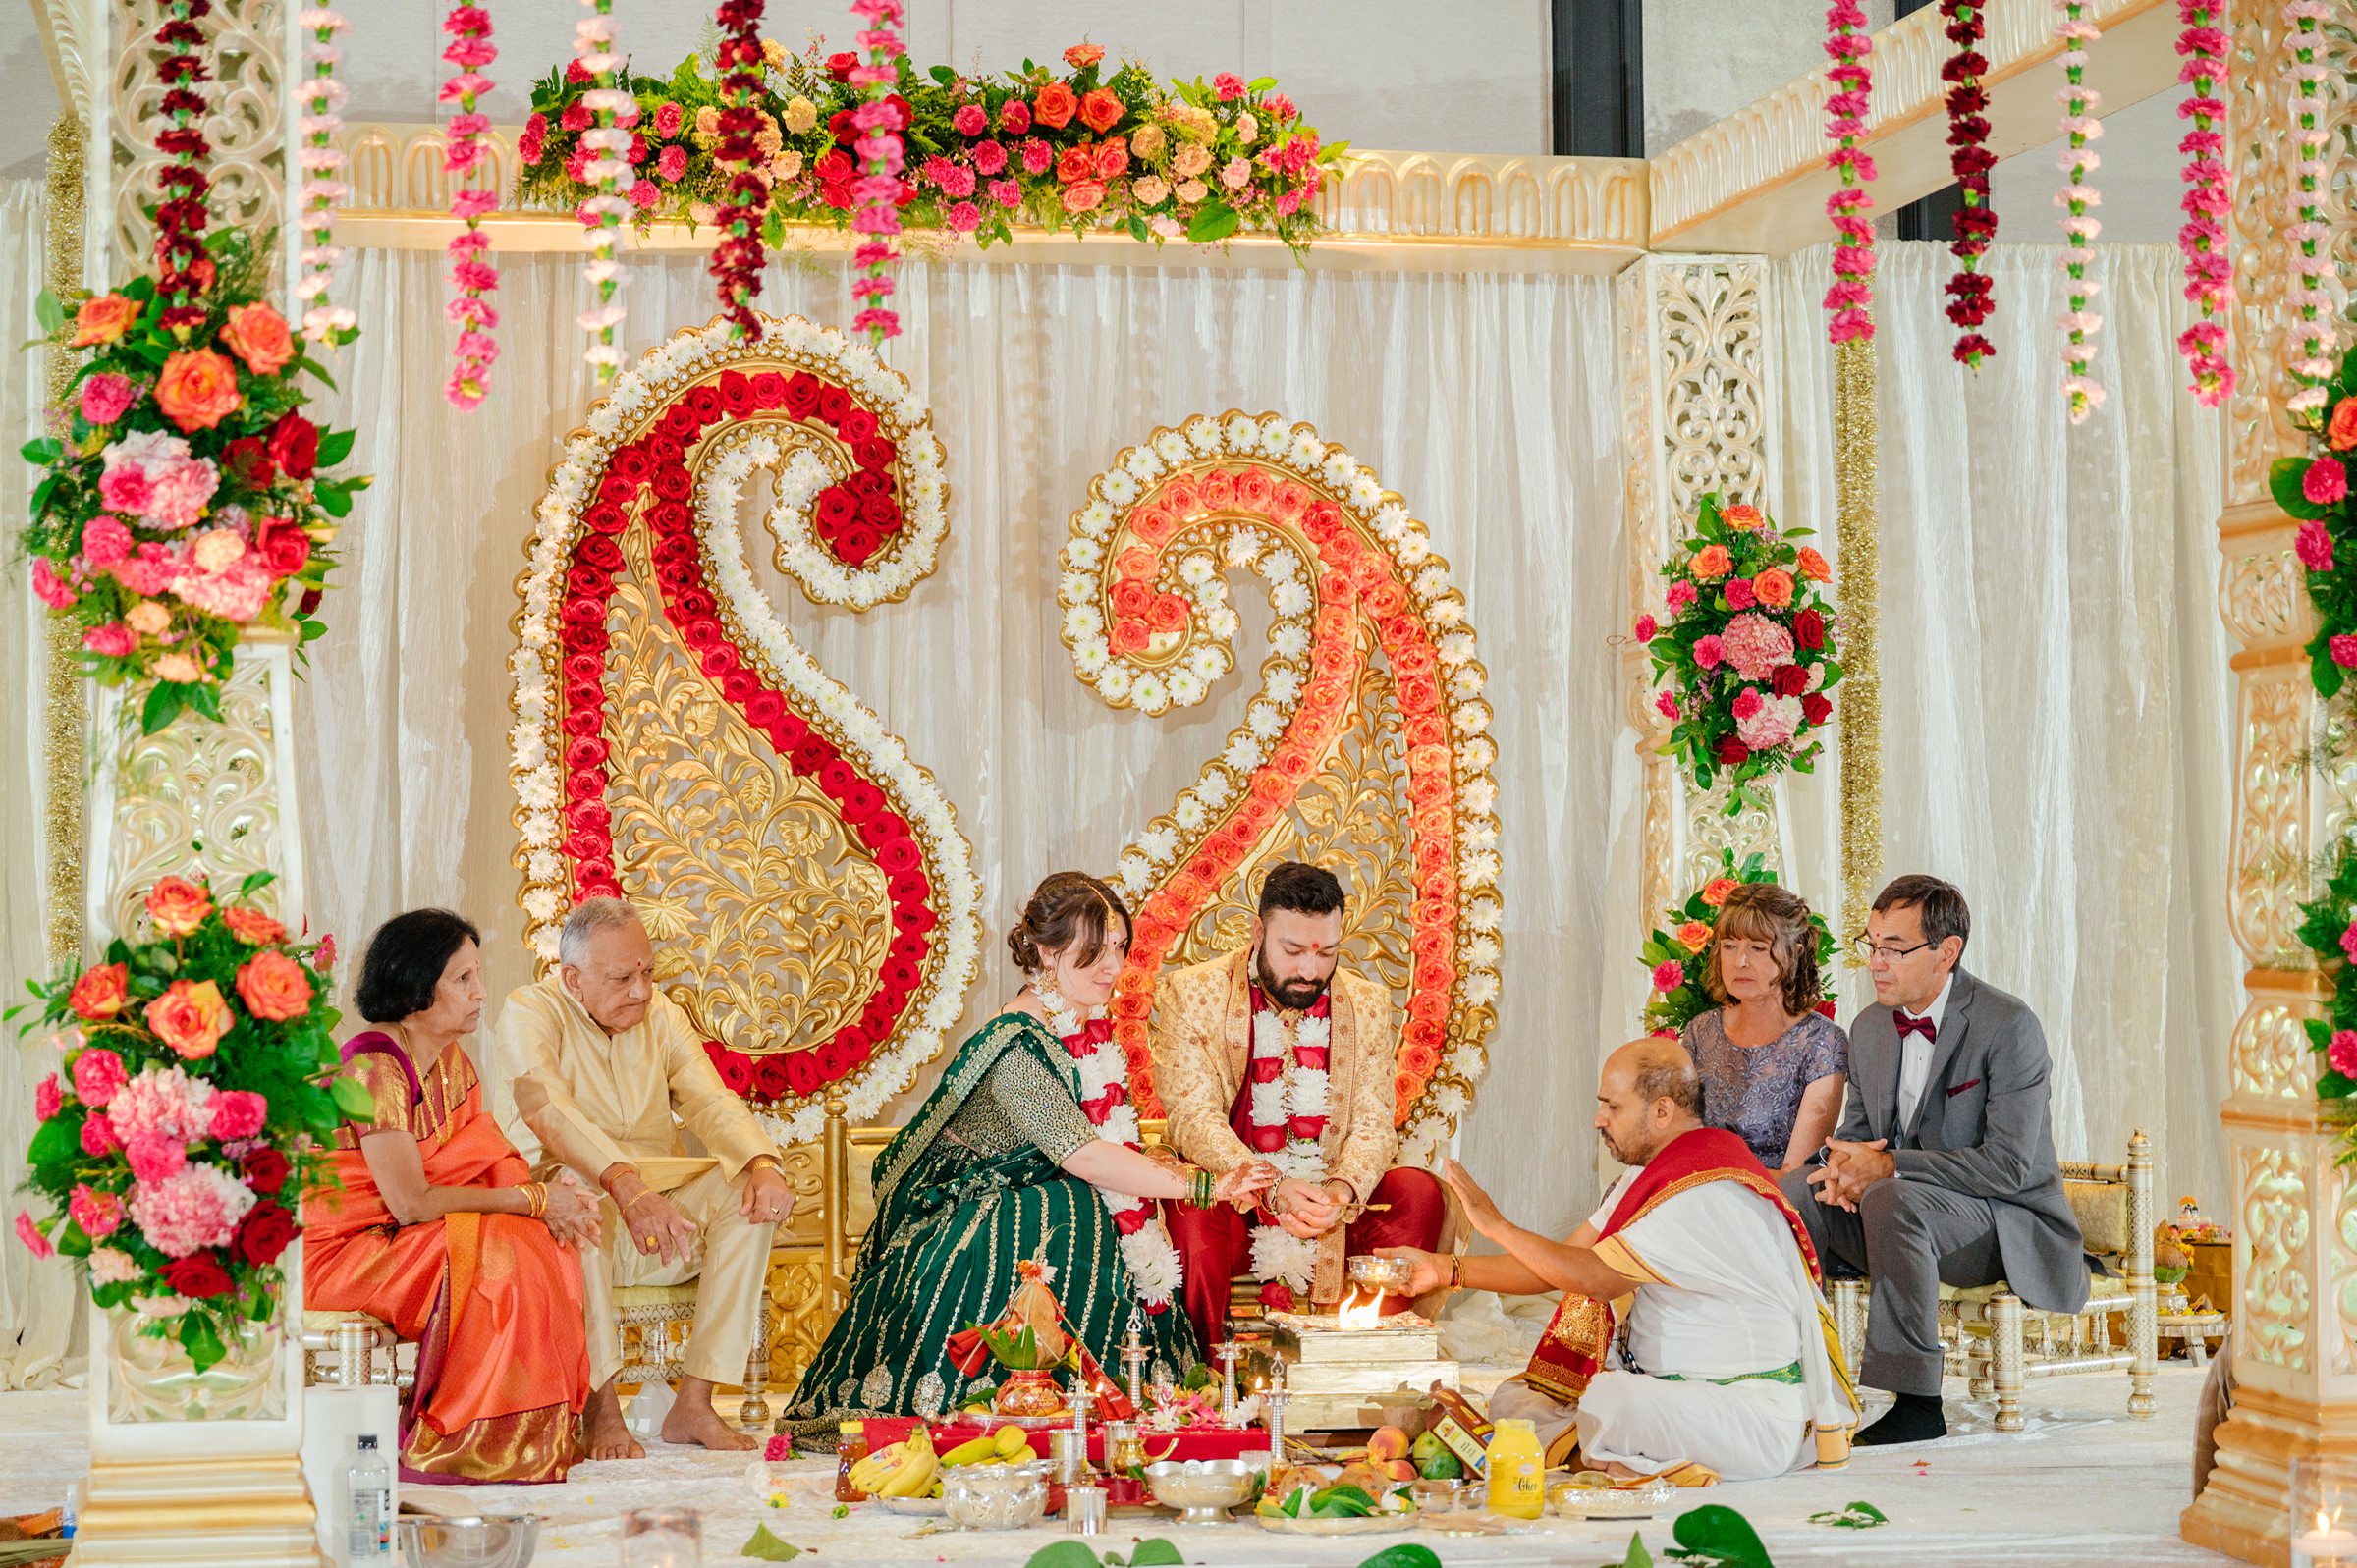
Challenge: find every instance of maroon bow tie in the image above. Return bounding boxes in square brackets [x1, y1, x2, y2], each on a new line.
[1894, 1012, 1937, 1043]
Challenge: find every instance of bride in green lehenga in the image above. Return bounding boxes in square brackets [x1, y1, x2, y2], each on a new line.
[780, 873, 1277, 1437]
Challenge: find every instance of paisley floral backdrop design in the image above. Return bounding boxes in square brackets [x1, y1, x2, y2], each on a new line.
[1058, 414, 1502, 1161]
[511, 314, 981, 1144]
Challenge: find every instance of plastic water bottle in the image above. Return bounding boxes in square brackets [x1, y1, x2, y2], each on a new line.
[59, 1480, 75, 1540]
[343, 1433, 392, 1563]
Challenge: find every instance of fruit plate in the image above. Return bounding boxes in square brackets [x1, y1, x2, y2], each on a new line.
[1255, 1512, 1419, 1536]
[878, 1495, 946, 1517]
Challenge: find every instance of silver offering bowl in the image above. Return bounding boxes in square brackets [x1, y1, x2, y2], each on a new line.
[1345, 1254, 1414, 1295]
[1143, 1457, 1260, 1525]
[942, 1459, 1054, 1531]
[396, 1514, 543, 1568]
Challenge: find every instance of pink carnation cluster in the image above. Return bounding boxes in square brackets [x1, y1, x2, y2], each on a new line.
[126, 1163, 257, 1259]
[2173, 2, 2234, 407]
[1720, 612, 1796, 682]
[98, 430, 220, 532]
[72, 1047, 129, 1108]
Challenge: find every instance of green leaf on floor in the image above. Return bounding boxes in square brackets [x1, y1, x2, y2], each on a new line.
[1608, 1534, 1654, 1568]
[1356, 1546, 1442, 1568]
[739, 1523, 800, 1561]
[1126, 1541, 1184, 1566]
[1807, 1500, 1887, 1529]
[1665, 1503, 1775, 1567]
[1023, 1543, 1103, 1568]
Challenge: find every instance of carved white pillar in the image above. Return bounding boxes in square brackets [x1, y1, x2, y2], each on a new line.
[82, 635, 309, 942]
[1617, 254, 1788, 928]
[2180, 4, 2357, 1564]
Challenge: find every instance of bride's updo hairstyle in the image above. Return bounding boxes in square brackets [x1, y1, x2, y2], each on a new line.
[1008, 872, 1132, 974]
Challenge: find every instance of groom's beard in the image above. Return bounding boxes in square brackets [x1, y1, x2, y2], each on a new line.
[1252, 948, 1332, 1013]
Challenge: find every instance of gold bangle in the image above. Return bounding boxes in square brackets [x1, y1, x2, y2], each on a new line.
[621, 1188, 660, 1214]
[520, 1182, 545, 1221]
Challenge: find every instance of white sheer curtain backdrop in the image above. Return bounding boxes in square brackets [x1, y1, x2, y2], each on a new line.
[0, 179, 81, 1388]
[1776, 242, 2235, 1211]
[291, 250, 1637, 1242]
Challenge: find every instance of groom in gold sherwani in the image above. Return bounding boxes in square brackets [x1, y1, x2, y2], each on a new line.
[1150, 861, 1448, 1355]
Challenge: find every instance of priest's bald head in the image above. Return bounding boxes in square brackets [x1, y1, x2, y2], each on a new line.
[1592, 1037, 1704, 1167]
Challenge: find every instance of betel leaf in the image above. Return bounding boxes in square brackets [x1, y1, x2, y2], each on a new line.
[1806, 1500, 1887, 1529]
[1021, 1543, 1102, 1568]
[1619, 1533, 1655, 1568]
[2274, 457, 2330, 521]
[1355, 1548, 1441, 1568]
[1126, 1541, 1183, 1567]
[1666, 1503, 1775, 1568]
[738, 1524, 801, 1561]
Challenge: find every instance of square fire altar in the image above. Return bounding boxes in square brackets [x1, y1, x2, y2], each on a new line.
[1264, 1303, 1460, 1433]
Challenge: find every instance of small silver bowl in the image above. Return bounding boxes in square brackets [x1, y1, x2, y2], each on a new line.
[1143, 1457, 1259, 1525]
[1346, 1254, 1414, 1294]
[397, 1513, 542, 1568]
[942, 1460, 1053, 1531]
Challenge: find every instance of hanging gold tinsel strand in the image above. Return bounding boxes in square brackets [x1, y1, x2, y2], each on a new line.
[1833, 332, 1882, 954]
[41, 114, 87, 979]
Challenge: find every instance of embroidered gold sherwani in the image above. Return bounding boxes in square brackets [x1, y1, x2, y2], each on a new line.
[1148, 946, 1400, 1305]
[494, 977, 781, 1390]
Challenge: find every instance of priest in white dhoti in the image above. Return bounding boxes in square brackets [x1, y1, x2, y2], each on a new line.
[1382, 1039, 1854, 1484]
[495, 897, 795, 1459]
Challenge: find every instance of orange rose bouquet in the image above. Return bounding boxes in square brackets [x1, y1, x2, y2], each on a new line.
[1640, 851, 1837, 1036]
[1638, 493, 1844, 814]
[20, 229, 371, 732]
[12, 870, 361, 1373]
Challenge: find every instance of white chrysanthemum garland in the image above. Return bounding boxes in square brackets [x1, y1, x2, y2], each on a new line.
[1244, 999, 1332, 1293]
[513, 313, 977, 1141]
[1033, 978, 1183, 1311]
[293, 9, 356, 347]
[1055, 412, 1503, 1163]
[574, 0, 634, 380]
[698, 416, 949, 611]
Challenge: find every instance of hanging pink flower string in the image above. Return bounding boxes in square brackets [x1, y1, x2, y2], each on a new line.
[2055, 0, 2103, 422]
[2173, 2, 2233, 408]
[849, 0, 908, 346]
[2285, 0, 2336, 422]
[710, 0, 768, 335]
[1822, 0, 1876, 345]
[574, 0, 634, 381]
[441, 2, 499, 408]
[294, 9, 356, 346]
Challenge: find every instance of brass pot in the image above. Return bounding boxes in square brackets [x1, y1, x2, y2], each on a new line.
[993, 1369, 1067, 1420]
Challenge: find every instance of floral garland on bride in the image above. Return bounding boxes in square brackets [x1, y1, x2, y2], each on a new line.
[1034, 978, 1181, 1312]
[1243, 985, 1330, 1309]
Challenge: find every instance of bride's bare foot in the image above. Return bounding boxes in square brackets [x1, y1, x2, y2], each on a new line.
[583, 1379, 643, 1461]
[660, 1375, 759, 1451]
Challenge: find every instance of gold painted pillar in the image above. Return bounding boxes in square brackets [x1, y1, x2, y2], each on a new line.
[2181, 5, 2356, 1563]
[1617, 253, 1785, 927]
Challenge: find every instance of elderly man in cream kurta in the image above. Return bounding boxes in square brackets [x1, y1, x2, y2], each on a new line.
[497, 898, 795, 1458]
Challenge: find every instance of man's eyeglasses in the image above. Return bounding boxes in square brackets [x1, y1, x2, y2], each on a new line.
[1850, 935, 1937, 963]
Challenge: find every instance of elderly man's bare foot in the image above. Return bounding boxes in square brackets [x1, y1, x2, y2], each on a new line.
[583, 1381, 643, 1461]
[660, 1376, 759, 1451]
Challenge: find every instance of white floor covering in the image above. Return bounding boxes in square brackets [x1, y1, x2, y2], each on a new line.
[0, 1365, 2234, 1566]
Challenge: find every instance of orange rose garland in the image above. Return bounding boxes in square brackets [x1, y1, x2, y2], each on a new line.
[1058, 413, 1500, 1155]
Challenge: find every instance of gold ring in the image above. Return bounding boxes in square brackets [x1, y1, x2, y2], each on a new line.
[639, 1235, 653, 1246]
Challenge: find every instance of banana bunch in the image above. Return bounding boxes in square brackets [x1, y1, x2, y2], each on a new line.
[940, 1425, 1034, 1467]
[848, 1425, 942, 1498]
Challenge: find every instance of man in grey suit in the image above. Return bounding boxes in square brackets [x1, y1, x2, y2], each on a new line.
[1778, 875, 2084, 1446]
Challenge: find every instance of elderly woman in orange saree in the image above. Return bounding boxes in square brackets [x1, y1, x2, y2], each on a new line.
[308, 910, 603, 1483]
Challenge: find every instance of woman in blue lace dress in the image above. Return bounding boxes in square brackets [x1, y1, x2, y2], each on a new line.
[1680, 883, 1848, 1177]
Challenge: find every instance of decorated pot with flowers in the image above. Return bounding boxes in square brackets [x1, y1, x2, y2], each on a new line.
[19, 233, 370, 732]
[1639, 494, 1843, 814]
[14, 871, 359, 1373]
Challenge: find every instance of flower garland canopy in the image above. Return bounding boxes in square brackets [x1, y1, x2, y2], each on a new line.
[1822, 0, 1877, 345]
[518, 38, 1345, 257]
[16, 874, 356, 1372]
[1638, 494, 1842, 815]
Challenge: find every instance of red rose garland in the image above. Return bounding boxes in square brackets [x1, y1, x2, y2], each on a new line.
[849, 0, 909, 345]
[561, 369, 941, 1107]
[574, 0, 633, 381]
[710, 0, 768, 336]
[1822, 0, 1877, 345]
[2055, 0, 2103, 421]
[2173, 2, 2233, 408]
[441, 2, 500, 407]
[152, 0, 216, 332]
[293, 9, 356, 347]
[1939, 0, 1997, 368]
[2285, 0, 2336, 421]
